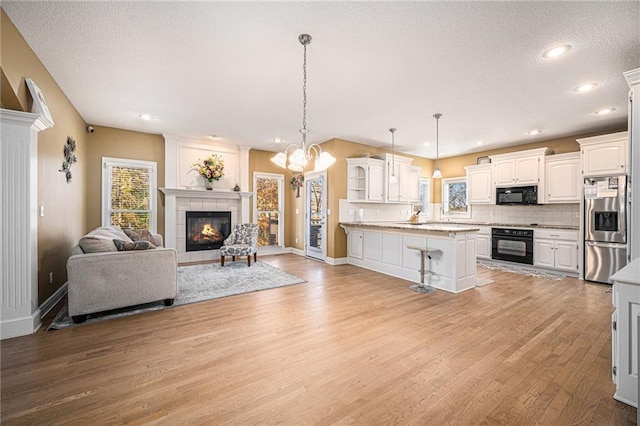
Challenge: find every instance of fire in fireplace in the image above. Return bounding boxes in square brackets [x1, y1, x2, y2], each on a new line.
[186, 211, 232, 252]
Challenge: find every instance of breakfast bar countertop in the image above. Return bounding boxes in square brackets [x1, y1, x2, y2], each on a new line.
[339, 222, 480, 233]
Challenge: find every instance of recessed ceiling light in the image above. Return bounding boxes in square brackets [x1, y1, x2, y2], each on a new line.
[273, 137, 283, 144]
[476, 141, 485, 146]
[208, 135, 221, 140]
[527, 130, 541, 135]
[574, 83, 598, 92]
[423, 141, 430, 146]
[595, 108, 616, 115]
[138, 113, 153, 121]
[542, 44, 572, 59]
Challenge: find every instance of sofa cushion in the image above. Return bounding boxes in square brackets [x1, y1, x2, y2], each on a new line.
[78, 227, 133, 253]
[123, 228, 158, 245]
[113, 239, 156, 251]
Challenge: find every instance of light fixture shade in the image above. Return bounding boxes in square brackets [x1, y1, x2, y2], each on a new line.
[271, 152, 287, 168]
[432, 167, 442, 179]
[288, 163, 305, 172]
[289, 148, 308, 169]
[314, 151, 336, 171]
[389, 174, 398, 183]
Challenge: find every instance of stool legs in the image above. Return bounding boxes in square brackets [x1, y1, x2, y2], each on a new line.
[409, 251, 436, 294]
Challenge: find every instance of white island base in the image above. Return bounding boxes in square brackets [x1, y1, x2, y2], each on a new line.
[341, 223, 478, 293]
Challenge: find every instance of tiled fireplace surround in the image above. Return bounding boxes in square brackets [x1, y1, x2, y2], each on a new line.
[159, 136, 252, 265]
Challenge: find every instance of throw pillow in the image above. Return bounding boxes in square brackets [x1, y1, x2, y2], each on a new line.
[113, 239, 156, 251]
[122, 228, 157, 245]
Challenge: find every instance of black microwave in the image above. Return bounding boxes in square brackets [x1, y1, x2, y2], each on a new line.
[496, 186, 538, 205]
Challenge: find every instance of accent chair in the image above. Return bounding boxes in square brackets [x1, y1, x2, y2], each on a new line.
[220, 223, 259, 267]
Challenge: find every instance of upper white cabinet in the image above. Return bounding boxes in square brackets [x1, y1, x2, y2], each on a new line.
[465, 164, 493, 204]
[544, 152, 581, 204]
[577, 131, 629, 177]
[384, 153, 420, 203]
[347, 158, 385, 202]
[490, 147, 552, 187]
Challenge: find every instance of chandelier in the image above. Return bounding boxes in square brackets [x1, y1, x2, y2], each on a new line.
[432, 113, 443, 179]
[270, 34, 336, 173]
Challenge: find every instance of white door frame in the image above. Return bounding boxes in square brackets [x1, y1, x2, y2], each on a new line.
[305, 171, 327, 261]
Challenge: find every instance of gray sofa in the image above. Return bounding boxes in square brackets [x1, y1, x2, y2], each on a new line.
[67, 226, 177, 323]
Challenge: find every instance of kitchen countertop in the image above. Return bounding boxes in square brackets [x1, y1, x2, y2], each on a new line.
[340, 222, 480, 233]
[341, 221, 578, 231]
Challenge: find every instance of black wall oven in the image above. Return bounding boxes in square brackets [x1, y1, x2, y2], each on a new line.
[491, 227, 534, 265]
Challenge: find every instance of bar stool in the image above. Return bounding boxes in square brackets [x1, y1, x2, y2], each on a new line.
[406, 244, 442, 294]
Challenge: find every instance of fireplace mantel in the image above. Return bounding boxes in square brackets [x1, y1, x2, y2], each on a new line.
[159, 188, 253, 257]
[160, 187, 252, 200]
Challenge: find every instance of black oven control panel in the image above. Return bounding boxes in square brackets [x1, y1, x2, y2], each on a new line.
[492, 228, 533, 238]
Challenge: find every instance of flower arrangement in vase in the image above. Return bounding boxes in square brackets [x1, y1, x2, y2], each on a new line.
[192, 154, 224, 189]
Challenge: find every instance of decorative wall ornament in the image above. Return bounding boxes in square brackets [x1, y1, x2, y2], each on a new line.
[59, 136, 77, 183]
[290, 174, 305, 198]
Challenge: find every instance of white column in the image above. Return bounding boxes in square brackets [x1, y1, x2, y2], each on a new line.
[238, 145, 251, 192]
[1, 109, 51, 339]
[240, 192, 253, 223]
[624, 68, 640, 260]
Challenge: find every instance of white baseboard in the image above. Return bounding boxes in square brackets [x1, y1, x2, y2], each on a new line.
[1, 312, 41, 340]
[326, 257, 348, 265]
[288, 247, 305, 256]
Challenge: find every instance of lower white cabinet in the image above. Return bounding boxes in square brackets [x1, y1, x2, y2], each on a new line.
[610, 258, 640, 408]
[342, 225, 477, 293]
[348, 229, 363, 259]
[476, 226, 492, 260]
[533, 229, 578, 272]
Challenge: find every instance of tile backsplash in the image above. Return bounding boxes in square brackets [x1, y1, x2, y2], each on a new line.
[338, 199, 580, 227]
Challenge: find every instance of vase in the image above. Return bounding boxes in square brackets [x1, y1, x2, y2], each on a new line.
[204, 179, 213, 190]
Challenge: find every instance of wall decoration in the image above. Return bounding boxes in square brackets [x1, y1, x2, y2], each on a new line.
[59, 136, 77, 183]
[290, 174, 305, 198]
[476, 156, 491, 165]
[25, 78, 54, 126]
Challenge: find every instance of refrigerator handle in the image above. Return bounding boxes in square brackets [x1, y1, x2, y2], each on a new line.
[586, 241, 627, 249]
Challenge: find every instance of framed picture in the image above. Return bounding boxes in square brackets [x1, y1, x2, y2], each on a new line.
[476, 156, 491, 165]
[25, 78, 54, 126]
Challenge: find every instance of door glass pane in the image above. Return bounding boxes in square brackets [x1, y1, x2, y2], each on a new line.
[308, 179, 323, 250]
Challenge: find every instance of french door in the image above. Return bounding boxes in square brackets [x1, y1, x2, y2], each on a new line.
[253, 172, 284, 250]
[305, 171, 326, 261]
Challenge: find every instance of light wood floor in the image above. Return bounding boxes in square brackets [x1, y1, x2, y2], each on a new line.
[1, 254, 637, 425]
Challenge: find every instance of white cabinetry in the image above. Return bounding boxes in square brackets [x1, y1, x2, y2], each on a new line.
[475, 226, 492, 260]
[490, 147, 552, 187]
[577, 132, 628, 177]
[610, 258, 640, 408]
[465, 164, 494, 204]
[544, 152, 581, 204]
[624, 68, 639, 259]
[534, 229, 578, 272]
[384, 153, 420, 203]
[348, 229, 363, 259]
[347, 158, 385, 202]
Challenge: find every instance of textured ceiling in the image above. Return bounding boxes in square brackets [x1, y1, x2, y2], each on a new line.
[3, 1, 639, 158]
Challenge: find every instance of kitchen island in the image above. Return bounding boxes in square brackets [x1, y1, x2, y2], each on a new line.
[340, 222, 480, 293]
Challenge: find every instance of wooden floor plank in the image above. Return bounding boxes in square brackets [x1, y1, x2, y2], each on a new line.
[1, 254, 636, 425]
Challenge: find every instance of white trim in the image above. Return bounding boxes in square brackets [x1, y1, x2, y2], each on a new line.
[326, 257, 348, 265]
[253, 172, 285, 249]
[288, 247, 306, 256]
[102, 157, 158, 233]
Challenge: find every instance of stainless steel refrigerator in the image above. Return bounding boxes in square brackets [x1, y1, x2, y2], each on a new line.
[584, 175, 628, 283]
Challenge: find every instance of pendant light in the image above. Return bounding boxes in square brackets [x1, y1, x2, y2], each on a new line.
[270, 34, 336, 172]
[389, 128, 398, 183]
[432, 113, 443, 179]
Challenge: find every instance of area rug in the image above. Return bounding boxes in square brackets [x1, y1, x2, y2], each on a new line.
[48, 261, 305, 330]
[477, 260, 566, 281]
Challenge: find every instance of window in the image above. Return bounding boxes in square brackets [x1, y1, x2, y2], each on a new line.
[253, 172, 284, 248]
[102, 157, 157, 232]
[442, 177, 470, 218]
[419, 178, 431, 219]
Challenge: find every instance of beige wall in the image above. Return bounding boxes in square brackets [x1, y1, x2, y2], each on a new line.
[86, 126, 165, 236]
[1, 8, 88, 303]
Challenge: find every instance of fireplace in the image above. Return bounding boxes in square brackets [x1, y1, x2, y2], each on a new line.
[186, 211, 232, 252]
